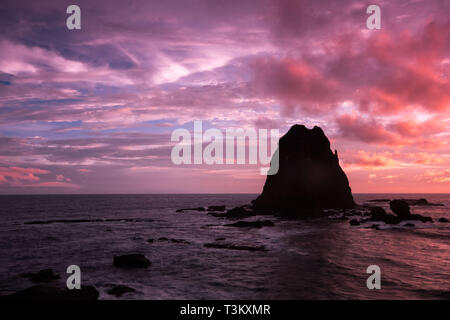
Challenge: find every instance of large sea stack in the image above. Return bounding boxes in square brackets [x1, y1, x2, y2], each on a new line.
[252, 124, 355, 215]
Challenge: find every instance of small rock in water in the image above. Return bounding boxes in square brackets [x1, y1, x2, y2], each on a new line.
[113, 254, 151, 268]
[349, 219, 360, 226]
[370, 207, 387, 220]
[369, 207, 401, 224]
[107, 285, 136, 297]
[390, 200, 411, 218]
[207, 205, 226, 212]
[5, 285, 99, 300]
[225, 220, 274, 228]
[158, 238, 190, 244]
[176, 207, 205, 212]
[169, 238, 190, 244]
[438, 218, 449, 223]
[409, 214, 433, 223]
[147, 238, 154, 243]
[20, 269, 60, 283]
[204, 243, 267, 252]
[224, 206, 253, 219]
[404, 223, 415, 227]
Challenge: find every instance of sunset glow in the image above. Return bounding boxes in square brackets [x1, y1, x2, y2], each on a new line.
[0, 0, 449, 193]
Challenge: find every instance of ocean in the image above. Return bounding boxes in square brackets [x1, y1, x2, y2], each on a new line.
[0, 193, 448, 299]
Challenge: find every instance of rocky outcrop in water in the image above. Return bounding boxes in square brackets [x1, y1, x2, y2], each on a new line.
[351, 200, 434, 226]
[204, 243, 267, 252]
[107, 285, 136, 297]
[20, 269, 60, 283]
[390, 200, 411, 218]
[252, 125, 355, 215]
[225, 220, 275, 228]
[113, 254, 151, 268]
[368, 198, 443, 206]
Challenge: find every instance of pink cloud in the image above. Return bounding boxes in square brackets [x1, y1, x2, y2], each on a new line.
[0, 167, 49, 184]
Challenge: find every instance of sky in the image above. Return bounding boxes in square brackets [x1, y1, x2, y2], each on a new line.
[0, 0, 449, 194]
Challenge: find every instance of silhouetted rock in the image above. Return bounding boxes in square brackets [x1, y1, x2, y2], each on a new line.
[252, 125, 354, 215]
[438, 218, 449, 223]
[5, 285, 98, 300]
[224, 206, 253, 218]
[204, 243, 267, 252]
[400, 198, 443, 206]
[171, 239, 190, 244]
[390, 200, 411, 218]
[225, 220, 275, 228]
[176, 207, 205, 212]
[409, 214, 433, 223]
[404, 223, 415, 227]
[367, 198, 443, 206]
[369, 207, 402, 224]
[108, 285, 136, 297]
[113, 254, 151, 268]
[369, 207, 388, 220]
[207, 205, 226, 212]
[349, 219, 360, 226]
[20, 269, 60, 283]
[368, 202, 433, 225]
[409, 198, 429, 206]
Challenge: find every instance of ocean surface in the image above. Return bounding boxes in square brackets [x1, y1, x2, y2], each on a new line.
[0, 194, 448, 299]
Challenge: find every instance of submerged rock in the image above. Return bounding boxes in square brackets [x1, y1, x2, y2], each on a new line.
[158, 238, 190, 244]
[207, 205, 226, 212]
[113, 254, 151, 268]
[409, 214, 433, 223]
[222, 206, 253, 219]
[20, 269, 60, 283]
[5, 285, 99, 300]
[252, 125, 355, 215]
[204, 243, 267, 252]
[225, 220, 275, 228]
[107, 285, 136, 297]
[176, 207, 205, 212]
